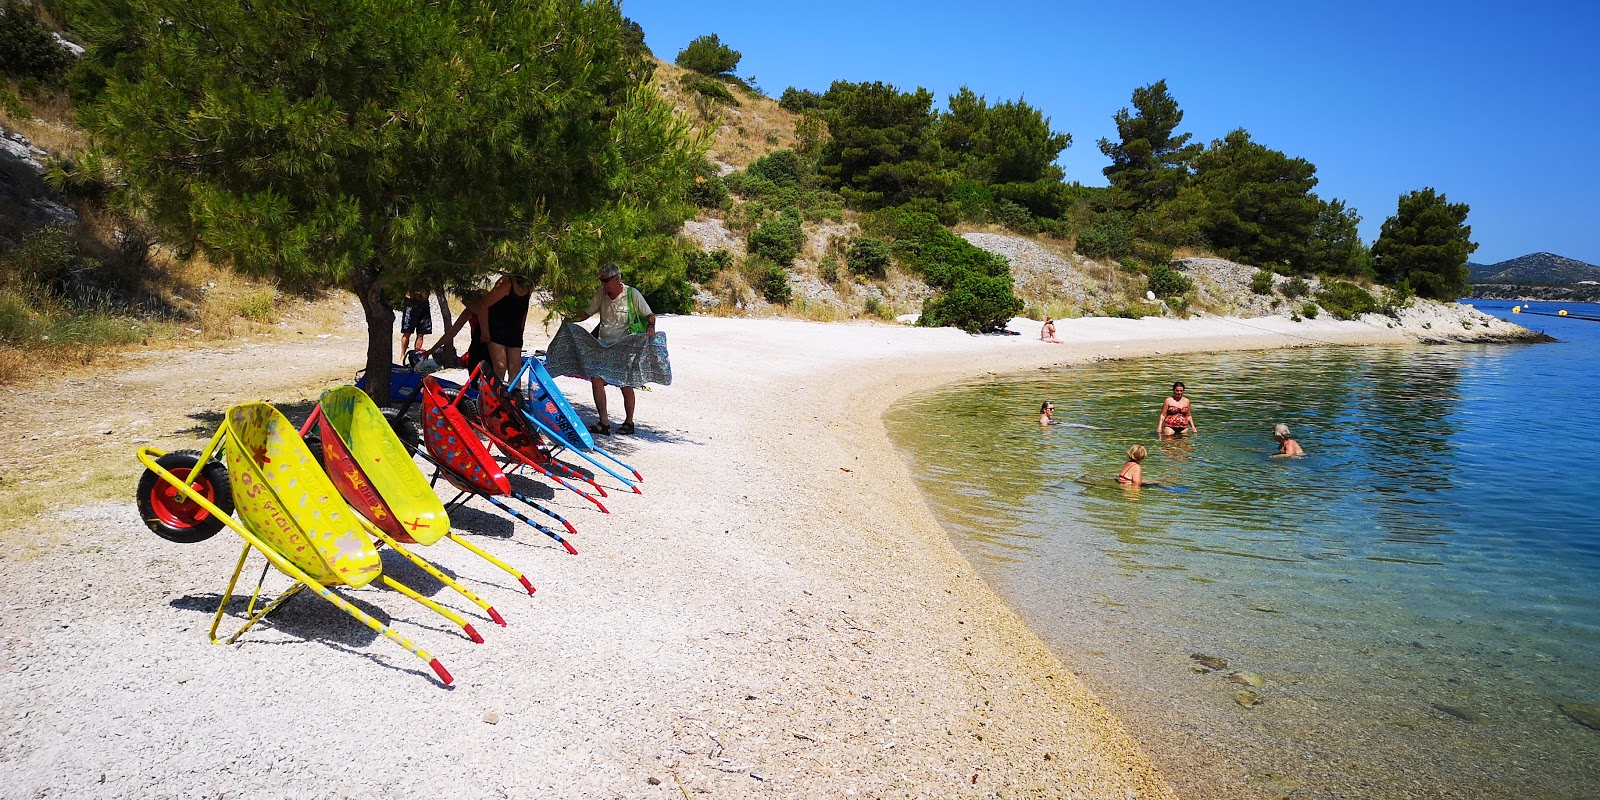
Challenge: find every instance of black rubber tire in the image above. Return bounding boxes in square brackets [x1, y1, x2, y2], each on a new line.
[304, 435, 326, 467]
[135, 450, 233, 544]
[381, 406, 421, 455]
[437, 386, 480, 422]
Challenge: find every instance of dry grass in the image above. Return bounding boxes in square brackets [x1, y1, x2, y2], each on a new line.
[651, 59, 799, 169]
[1171, 245, 1219, 261]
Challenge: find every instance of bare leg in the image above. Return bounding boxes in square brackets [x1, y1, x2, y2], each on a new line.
[590, 377, 609, 428]
[505, 348, 522, 386]
[487, 344, 508, 382]
[621, 386, 636, 425]
[401, 332, 413, 353]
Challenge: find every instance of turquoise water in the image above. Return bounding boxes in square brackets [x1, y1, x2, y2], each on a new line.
[885, 300, 1600, 799]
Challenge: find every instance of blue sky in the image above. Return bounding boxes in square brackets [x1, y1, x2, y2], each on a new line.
[624, 0, 1600, 265]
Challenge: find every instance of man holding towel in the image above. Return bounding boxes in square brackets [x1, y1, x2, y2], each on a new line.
[568, 262, 655, 435]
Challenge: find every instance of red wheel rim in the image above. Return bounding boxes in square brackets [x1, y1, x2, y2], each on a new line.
[149, 467, 215, 529]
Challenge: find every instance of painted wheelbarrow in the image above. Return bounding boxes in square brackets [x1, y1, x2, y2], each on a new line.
[515, 355, 643, 493]
[464, 364, 610, 514]
[416, 375, 580, 555]
[135, 403, 487, 686]
[300, 385, 537, 607]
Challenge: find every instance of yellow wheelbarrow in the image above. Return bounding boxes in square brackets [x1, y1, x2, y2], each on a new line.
[135, 402, 485, 686]
[301, 385, 538, 618]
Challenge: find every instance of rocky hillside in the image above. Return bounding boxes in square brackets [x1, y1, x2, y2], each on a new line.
[1468, 252, 1600, 286]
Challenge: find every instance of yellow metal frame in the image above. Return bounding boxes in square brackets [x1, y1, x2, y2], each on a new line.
[318, 386, 536, 599]
[135, 402, 476, 685]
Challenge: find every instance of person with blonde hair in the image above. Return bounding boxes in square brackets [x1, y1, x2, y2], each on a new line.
[1116, 445, 1160, 487]
[1272, 423, 1304, 457]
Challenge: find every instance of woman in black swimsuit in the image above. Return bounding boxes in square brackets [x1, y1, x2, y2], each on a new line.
[477, 273, 532, 384]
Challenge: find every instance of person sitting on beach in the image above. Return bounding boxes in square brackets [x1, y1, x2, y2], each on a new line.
[1272, 423, 1304, 457]
[1116, 445, 1160, 487]
[1040, 318, 1061, 344]
[1039, 401, 1055, 426]
[1158, 382, 1195, 436]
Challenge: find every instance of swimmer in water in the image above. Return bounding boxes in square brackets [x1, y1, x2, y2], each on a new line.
[1159, 382, 1195, 436]
[1271, 423, 1304, 457]
[1116, 445, 1161, 487]
[1040, 401, 1056, 426]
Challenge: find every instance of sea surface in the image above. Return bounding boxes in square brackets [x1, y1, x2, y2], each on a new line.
[885, 300, 1600, 799]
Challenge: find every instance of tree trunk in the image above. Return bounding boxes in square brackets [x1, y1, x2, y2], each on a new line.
[434, 288, 451, 324]
[353, 269, 395, 406]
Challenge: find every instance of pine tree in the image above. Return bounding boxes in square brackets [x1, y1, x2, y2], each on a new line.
[1372, 188, 1477, 300]
[64, 0, 702, 401]
[1097, 80, 1200, 212]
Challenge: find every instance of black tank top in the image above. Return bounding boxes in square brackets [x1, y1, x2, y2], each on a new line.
[486, 280, 531, 347]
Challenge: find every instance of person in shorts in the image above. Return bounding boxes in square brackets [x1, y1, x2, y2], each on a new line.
[400, 291, 433, 355]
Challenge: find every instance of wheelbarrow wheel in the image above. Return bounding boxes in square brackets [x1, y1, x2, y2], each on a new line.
[438, 386, 479, 422]
[136, 450, 233, 543]
[381, 406, 420, 455]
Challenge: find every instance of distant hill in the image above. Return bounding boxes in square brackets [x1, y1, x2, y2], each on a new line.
[1469, 252, 1600, 286]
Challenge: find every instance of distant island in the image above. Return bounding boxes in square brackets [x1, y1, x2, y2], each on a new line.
[1467, 252, 1600, 301]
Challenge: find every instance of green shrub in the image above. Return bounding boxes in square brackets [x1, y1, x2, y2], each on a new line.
[688, 159, 729, 208]
[0, 226, 76, 294]
[1249, 269, 1275, 295]
[685, 249, 732, 283]
[746, 149, 804, 188]
[682, 75, 737, 105]
[1146, 263, 1193, 298]
[1300, 302, 1319, 319]
[0, 0, 74, 81]
[818, 255, 841, 283]
[1037, 218, 1072, 240]
[233, 288, 278, 322]
[1075, 213, 1133, 259]
[992, 198, 1039, 235]
[0, 87, 27, 118]
[1105, 302, 1164, 319]
[779, 87, 824, 113]
[758, 261, 792, 305]
[1280, 276, 1310, 299]
[747, 213, 804, 266]
[846, 237, 892, 278]
[919, 274, 1023, 333]
[1315, 280, 1378, 320]
[1130, 238, 1173, 265]
[675, 34, 741, 76]
[863, 295, 894, 320]
[1380, 279, 1415, 317]
[892, 228, 1008, 290]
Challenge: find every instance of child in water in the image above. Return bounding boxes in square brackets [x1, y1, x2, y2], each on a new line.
[1272, 423, 1304, 457]
[1039, 401, 1056, 426]
[1116, 445, 1160, 486]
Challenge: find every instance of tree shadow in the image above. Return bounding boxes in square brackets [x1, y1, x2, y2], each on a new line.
[171, 398, 322, 437]
[446, 501, 517, 539]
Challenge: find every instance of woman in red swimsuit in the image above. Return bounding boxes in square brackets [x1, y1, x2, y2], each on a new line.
[1158, 382, 1195, 436]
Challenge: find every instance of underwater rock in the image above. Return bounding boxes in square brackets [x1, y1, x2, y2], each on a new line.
[1432, 703, 1487, 724]
[1190, 653, 1229, 672]
[1229, 671, 1266, 688]
[1557, 703, 1600, 731]
[1235, 690, 1262, 708]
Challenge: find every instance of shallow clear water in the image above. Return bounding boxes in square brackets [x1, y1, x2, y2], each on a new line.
[885, 300, 1600, 799]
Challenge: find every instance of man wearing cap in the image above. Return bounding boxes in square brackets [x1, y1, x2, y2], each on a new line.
[568, 262, 655, 435]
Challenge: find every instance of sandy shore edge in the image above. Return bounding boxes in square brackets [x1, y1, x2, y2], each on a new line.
[0, 311, 1441, 798]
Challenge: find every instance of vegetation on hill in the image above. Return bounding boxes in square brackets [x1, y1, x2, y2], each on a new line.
[58, 0, 703, 401]
[0, 8, 1512, 384]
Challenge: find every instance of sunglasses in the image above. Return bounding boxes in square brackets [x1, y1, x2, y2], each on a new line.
[600, 275, 619, 285]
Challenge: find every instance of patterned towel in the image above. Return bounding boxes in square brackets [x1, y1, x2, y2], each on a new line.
[543, 322, 672, 388]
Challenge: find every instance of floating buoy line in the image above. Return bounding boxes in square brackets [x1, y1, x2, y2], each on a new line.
[1511, 305, 1600, 322]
